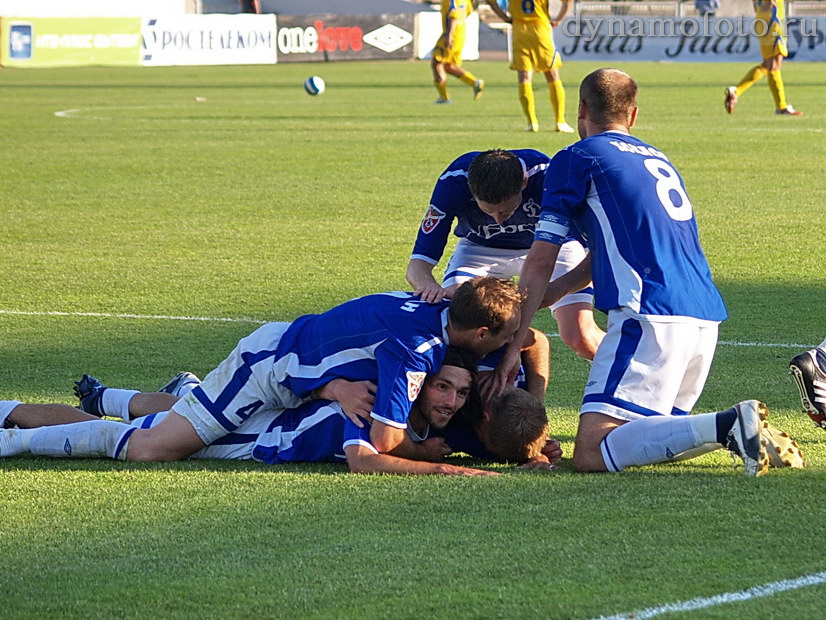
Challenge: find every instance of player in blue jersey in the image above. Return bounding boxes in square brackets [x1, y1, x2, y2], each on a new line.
[0, 348, 559, 473]
[406, 148, 604, 361]
[0, 277, 523, 468]
[488, 68, 803, 477]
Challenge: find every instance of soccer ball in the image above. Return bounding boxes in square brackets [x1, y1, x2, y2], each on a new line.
[304, 76, 325, 96]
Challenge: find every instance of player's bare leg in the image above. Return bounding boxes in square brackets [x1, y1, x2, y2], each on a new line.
[554, 302, 605, 361]
[124, 411, 206, 461]
[6, 403, 97, 428]
[572, 412, 624, 472]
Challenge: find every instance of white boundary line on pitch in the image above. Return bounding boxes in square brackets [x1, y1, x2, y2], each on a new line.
[592, 570, 826, 620]
[0, 309, 813, 349]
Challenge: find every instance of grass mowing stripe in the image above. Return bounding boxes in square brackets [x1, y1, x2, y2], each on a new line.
[594, 570, 826, 620]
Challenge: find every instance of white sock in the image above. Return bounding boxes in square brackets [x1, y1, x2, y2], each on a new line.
[101, 389, 139, 421]
[0, 400, 22, 428]
[600, 413, 720, 472]
[27, 419, 135, 460]
[818, 337, 826, 350]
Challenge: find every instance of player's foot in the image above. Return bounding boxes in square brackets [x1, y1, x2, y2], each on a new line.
[73, 374, 106, 417]
[555, 122, 575, 133]
[761, 420, 806, 468]
[434, 98, 452, 104]
[0, 427, 24, 457]
[722, 400, 769, 477]
[526, 122, 539, 133]
[790, 348, 826, 429]
[473, 79, 484, 100]
[158, 371, 201, 397]
[776, 105, 803, 116]
[724, 86, 737, 114]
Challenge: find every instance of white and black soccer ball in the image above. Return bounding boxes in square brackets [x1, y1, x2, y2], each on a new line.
[304, 75, 325, 96]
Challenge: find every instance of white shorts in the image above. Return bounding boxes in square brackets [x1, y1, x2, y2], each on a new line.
[132, 410, 276, 460]
[581, 309, 719, 421]
[171, 321, 305, 445]
[442, 238, 593, 313]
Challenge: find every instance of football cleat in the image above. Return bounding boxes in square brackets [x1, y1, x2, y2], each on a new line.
[473, 79, 484, 100]
[434, 98, 452, 104]
[724, 86, 737, 114]
[73, 374, 107, 417]
[526, 122, 539, 133]
[158, 371, 201, 397]
[761, 420, 806, 468]
[555, 122, 575, 134]
[776, 105, 803, 116]
[790, 348, 826, 429]
[723, 400, 770, 477]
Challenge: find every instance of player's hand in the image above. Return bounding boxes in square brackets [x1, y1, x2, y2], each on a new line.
[541, 438, 563, 464]
[419, 437, 453, 461]
[478, 348, 520, 401]
[415, 284, 450, 304]
[518, 455, 558, 471]
[316, 379, 376, 428]
[550, 19, 561, 28]
[438, 463, 501, 476]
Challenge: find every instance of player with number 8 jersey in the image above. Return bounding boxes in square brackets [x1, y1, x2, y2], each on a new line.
[537, 131, 727, 322]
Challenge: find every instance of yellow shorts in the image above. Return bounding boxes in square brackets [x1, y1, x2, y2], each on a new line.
[510, 20, 562, 73]
[755, 17, 788, 59]
[433, 31, 466, 66]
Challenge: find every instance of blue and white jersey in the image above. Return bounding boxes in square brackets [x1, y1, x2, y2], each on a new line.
[273, 292, 451, 429]
[251, 401, 374, 464]
[411, 149, 551, 265]
[536, 131, 727, 322]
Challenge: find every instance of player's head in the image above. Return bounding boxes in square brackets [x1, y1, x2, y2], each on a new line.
[447, 277, 524, 358]
[415, 347, 477, 430]
[578, 68, 638, 137]
[467, 150, 527, 225]
[478, 386, 548, 462]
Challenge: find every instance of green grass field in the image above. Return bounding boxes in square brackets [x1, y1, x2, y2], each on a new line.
[1, 59, 825, 618]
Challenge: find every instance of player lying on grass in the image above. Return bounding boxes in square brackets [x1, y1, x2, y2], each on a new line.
[486, 68, 805, 477]
[0, 277, 523, 468]
[0, 349, 560, 475]
[407, 148, 604, 361]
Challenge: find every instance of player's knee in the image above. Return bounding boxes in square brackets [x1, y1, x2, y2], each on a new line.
[124, 431, 181, 462]
[572, 446, 607, 473]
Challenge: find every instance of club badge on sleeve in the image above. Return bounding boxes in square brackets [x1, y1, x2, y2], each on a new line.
[406, 371, 427, 401]
[421, 205, 446, 234]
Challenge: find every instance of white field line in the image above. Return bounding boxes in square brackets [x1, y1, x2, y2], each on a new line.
[593, 571, 826, 620]
[0, 309, 813, 349]
[0, 309, 266, 325]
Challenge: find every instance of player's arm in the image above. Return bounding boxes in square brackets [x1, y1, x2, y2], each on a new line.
[540, 253, 593, 309]
[345, 443, 498, 476]
[486, 0, 513, 23]
[387, 430, 452, 462]
[520, 327, 551, 401]
[551, 0, 571, 28]
[483, 240, 561, 400]
[313, 378, 376, 427]
[406, 258, 452, 304]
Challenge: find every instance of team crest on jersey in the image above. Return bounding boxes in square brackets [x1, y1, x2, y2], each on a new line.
[406, 371, 427, 401]
[421, 205, 446, 234]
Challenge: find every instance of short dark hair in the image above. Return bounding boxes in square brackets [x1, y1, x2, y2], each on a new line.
[486, 388, 548, 462]
[580, 68, 638, 127]
[448, 277, 524, 335]
[467, 149, 524, 204]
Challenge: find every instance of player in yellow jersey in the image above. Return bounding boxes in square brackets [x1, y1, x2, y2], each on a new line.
[725, 0, 802, 115]
[487, 0, 574, 133]
[431, 0, 485, 104]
